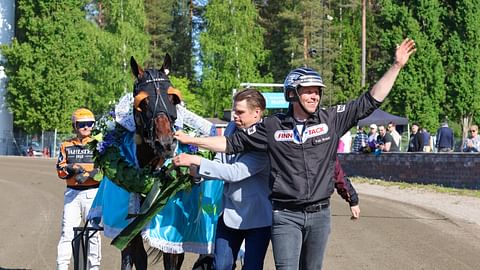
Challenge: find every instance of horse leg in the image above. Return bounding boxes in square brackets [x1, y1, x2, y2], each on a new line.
[121, 233, 148, 270]
[163, 253, 184, 270]
[120, 249, 133, 270]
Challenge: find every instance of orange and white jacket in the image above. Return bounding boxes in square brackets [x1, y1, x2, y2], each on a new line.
[56, 136, 98, 188]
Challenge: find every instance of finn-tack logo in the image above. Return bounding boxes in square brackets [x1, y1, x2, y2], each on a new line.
[274, 130, 295, 141]
[274, 124, 328, 144]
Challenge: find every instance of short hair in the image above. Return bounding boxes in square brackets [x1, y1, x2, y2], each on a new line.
[233, 88, 266, 111]
[471, 125, 478, 131]
[412, 122, 420, 127]
[388, 121, 396, 127]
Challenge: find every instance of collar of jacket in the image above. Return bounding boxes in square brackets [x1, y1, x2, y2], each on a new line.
[73, 136, 93, 145]
[281, 107, 321, 127]
[226, 118, 264, 135]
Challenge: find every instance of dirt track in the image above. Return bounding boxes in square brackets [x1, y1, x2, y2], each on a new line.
[1, 157, 480, 270]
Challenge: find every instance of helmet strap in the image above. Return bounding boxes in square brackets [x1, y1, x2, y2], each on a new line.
[318, 88, 324, 108]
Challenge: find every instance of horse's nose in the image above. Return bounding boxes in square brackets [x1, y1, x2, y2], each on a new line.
[154, 138, 174, 158]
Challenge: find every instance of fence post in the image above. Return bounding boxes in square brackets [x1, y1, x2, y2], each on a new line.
[53, 128, 57, 157]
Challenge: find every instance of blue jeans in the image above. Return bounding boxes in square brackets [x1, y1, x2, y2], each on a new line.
[271, 207, 331, 270]
[214, 216, 271, 270]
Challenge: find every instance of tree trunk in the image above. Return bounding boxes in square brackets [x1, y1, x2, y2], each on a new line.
[303, 23, 309, 63]
[461, 114, 472, 149]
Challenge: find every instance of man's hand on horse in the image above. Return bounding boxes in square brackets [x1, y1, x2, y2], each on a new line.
[173, 153, 201, 167]
[173, 130, 195, 144]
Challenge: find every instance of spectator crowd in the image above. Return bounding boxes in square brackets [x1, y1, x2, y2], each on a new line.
[346, 120, 479, 154]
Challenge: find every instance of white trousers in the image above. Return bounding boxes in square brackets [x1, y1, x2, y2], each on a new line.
[57, 188, 101, 270]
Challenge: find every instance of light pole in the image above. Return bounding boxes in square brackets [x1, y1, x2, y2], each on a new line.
[361, 0, 366, 88]
[320, 1, 333, 106]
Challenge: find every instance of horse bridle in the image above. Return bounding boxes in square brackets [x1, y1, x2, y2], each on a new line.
[133, 70, 177, 154]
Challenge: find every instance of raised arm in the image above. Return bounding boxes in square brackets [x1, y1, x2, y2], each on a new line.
[370, 38, 416, 102]
[174, 130, 227, 152]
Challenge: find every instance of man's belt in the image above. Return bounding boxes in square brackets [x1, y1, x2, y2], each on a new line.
[273, 199, 330, 213]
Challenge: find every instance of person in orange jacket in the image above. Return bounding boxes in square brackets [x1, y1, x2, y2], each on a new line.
[55, 108, 101, 270]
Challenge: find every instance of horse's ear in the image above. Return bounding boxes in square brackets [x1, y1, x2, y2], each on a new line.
[130, 56, 144, 78]
[161, 53, 172, 73]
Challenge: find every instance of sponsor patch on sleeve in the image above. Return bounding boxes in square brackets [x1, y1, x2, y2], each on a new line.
[337, 104, 346, 113]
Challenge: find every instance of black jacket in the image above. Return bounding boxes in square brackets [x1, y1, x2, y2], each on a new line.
[408, 132, 424, 152]
[225, 92, 380, 208]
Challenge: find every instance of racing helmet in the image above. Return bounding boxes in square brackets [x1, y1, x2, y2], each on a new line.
[71, 108, 95, 125]
[283, 67, 325, 102]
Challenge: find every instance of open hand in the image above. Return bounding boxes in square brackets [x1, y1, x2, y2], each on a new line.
[395, 38, 416, 67]
[174, 130, 194, 144]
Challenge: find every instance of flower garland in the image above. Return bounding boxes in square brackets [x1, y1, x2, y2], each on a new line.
[89, 111, 212, 195]
[89, 124, 157, 194]
[88, 96, 215, 249]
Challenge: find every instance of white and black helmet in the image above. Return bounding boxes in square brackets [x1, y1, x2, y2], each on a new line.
[283, 67, 325, 102]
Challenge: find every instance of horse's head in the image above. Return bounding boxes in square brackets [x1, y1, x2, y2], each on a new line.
[130, 54, 177, 166]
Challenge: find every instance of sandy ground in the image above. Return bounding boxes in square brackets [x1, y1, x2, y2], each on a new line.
[1, 156, 480, 270]
[353, 182, 480, 226]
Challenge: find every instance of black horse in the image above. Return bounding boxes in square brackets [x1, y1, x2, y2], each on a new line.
[124, 54, 185, 270]
[131, 55, 177, 168]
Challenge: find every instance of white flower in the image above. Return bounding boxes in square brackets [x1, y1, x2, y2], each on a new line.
[106, 120, 116, 131]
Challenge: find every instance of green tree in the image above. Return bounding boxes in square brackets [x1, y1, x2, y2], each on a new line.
[259, 1, 335, 81]
[1, 1, 98, 133]
[170, 0, 195, 78]
[144, 0, 174, 67]
[374, 0, 445, 131]
[331, 2, 363, 103]
[442, 0, 480, 141]
[1, 0, 148, 133]
[257, 0, 292, 83]
[200, 0, 270, 117]
[170, 75, 203, 113]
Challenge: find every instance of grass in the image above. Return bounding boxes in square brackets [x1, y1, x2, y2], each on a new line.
[351, 177, 480, 199]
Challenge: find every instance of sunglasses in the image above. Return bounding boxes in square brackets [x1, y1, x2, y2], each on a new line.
[76, 121, 95, 128]
[470, 130, 477, 132]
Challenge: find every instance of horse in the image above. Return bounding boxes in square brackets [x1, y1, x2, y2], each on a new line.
[88, 54, 220, 270]
[129, 54, 188, 270]
[131, 55, 177, 169]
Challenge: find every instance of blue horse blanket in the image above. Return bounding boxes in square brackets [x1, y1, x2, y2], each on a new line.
[88, 131, 223, 254]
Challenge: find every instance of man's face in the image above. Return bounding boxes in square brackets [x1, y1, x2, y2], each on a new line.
[369, 127, 377, 135]
[387, 124, 394, 132]
[412, 125, 419, 133]
[232, 100, 260, 129]
[75, 121, 94, 138]
[379, 126, 386, 136]
[297, 86, 320, 114]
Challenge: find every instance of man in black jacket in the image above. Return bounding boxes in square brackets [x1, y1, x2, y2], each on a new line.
[175, 38, 416, 270]
[408, 122, 424, 152]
